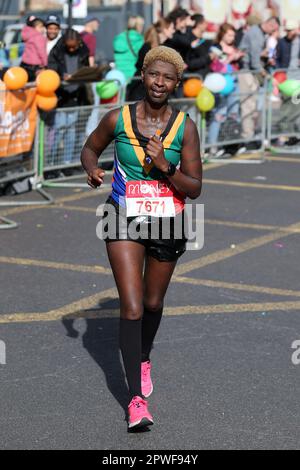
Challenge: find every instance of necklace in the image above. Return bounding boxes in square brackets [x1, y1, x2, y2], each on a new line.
[146, 116, 164, 132]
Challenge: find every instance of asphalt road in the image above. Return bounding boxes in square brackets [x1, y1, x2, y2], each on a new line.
[1, 152, 300, 450]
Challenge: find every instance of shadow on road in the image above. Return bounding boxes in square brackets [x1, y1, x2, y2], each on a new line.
[61, 298, 129, 413]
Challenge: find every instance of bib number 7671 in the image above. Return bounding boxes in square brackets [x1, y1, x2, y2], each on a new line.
[125, 180, 177, 217]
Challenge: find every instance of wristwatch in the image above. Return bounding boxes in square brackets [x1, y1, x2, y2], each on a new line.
[164, 162, 176, 177]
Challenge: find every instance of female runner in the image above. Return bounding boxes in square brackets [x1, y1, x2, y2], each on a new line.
[81, 46, 202, 430]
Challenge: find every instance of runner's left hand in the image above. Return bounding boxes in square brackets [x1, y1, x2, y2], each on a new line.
[146, 135, 169, 173]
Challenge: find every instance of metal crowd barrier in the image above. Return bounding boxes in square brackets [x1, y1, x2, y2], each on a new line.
[39, 80, 126, 189]
[201, 70, 267, 164]
[266, 68, 300, 155]
[0, 111, 54, 207]
[4, 68, 300, 208]
[40, 104, 117, 189]
[126, 71, 266, 164]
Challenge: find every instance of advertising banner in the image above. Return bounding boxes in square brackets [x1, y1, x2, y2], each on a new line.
[0, 87, 37, 158]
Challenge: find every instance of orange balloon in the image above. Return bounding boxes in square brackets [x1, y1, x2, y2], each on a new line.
[36, 70, 61, 96]
[183, 78, 203, 98]
[36, 93, 58, 111]
[3, 67, 28, 90]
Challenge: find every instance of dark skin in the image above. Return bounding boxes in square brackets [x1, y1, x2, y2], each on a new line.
[46, 24, 60, 41]
[81, 59, 202, 320]
[63, 38, 80, 80]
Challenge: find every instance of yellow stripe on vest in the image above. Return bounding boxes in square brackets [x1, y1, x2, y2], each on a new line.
[122, 105, 153, 174]
[163, 111, 185, 150]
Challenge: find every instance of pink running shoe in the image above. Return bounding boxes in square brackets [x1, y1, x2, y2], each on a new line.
[128, 396, 153, 430]
[141, 361, 153, 398]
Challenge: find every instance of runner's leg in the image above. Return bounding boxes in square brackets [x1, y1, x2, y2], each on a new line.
[106, 241, 145, 399]
[142, 256, 177, 361]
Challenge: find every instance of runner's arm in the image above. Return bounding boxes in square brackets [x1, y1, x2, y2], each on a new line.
[167, 117, 202, 199]
[80, 108, 120, 175]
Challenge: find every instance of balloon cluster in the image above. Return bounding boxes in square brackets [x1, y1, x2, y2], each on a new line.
[96, 69, 126, 104]
[183, 72, 236, 113]
[273, 71, 300, 98]
[2, 66, 60, 111]
[36, 70, 60, 110]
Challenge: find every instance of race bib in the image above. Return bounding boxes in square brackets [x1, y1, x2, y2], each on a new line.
[126, 180, 180, 218]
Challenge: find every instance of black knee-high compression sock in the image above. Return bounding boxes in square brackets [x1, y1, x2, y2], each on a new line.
[141, 306, 163, 363]
[119, 319, 142, 399]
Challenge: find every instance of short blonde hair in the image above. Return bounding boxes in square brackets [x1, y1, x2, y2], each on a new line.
[143, 46, 185, 78]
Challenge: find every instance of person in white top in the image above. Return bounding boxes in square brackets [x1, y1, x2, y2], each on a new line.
[46, 15, 61, 56]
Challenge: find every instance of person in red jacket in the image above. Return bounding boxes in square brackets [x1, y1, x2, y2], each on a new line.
[20, 16, 47, 81]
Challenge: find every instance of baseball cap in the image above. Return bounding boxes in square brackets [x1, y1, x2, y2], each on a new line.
[84, 16, 100, 25]
[285, 19, 299, 31]
[46, 14, 61, 27]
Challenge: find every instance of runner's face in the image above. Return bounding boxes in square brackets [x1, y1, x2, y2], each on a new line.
[142, 60, 179, 104]
[47, 24, 60, 40]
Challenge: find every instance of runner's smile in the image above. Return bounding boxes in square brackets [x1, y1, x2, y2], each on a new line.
[143, 60, 179, 102]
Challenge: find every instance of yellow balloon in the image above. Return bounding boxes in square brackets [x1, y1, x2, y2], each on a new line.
[196, 87, 215, 112]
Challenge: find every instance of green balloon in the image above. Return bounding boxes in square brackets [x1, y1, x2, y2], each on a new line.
[96, 81, 119, 99]
[196, 87, 215, 112]
[278, 79, 300, 98]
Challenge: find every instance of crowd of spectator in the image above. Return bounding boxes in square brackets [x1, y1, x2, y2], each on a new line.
[1, 6, 300, 165]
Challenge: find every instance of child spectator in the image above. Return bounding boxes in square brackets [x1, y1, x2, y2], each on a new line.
[20, 16, 47, 81]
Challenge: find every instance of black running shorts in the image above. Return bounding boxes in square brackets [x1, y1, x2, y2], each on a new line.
[101, 196, 187, 262]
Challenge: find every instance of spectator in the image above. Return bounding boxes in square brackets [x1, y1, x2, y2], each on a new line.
[186, 14, 214, 78]
[80, 17, 100, 67]
[266, 29, 280, 70]
[276, 20, 300, 70]
[208, 23, 244, 157]
[274, 20, 300, 144]
[46, 15, 61, 56]
[126, 17, 175, 101]
[43, 16, 63, 173]
[233, 18, 247, 48]
[240, 16, 280, 73]
[20, 17, 47, 81]
[238, 16, 280, 148]
[80, 17, 101, 137]
[0, 41, 9, 77]
[48, 29, 90, 168]
[166, 7, 194, 62]
[113, 16, 145, 80]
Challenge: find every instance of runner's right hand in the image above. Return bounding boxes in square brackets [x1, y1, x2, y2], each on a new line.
[87, 168, 105, 188]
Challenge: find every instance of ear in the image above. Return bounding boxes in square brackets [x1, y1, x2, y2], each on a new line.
[175, 78, 181, 89]
[141, 69, 145, 82]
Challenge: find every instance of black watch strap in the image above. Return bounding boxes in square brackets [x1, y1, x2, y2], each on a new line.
[165, 162, 176, 177]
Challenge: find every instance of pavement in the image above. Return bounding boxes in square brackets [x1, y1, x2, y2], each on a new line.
[1, 152, 300, 450]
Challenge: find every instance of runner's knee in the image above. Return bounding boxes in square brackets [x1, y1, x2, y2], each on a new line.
[120, 302, 143, 320]
[143, 299, 163, 313]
